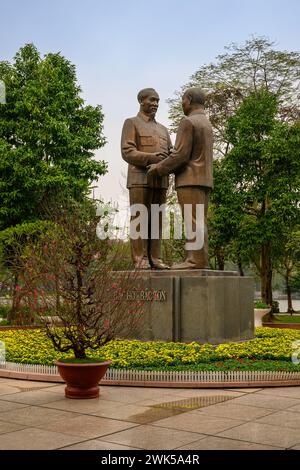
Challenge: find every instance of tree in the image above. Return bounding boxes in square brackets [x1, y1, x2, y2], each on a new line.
[0, 43, 107, 231]
[168, 37, 300, 302]
[168, 37, 300, 157]
[290, 271, 300, 295]
[208, 160, 245, 272]
[275, 229, 300, 314]
[222, 90, 300, 305]
[0, 220, 54, 322]
[0, 44, 107, 317]
[14, 201, 145, 357]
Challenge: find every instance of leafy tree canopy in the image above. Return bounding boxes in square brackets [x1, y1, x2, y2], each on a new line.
[0, 43, 107, 231]
[168, 37, 300, 156]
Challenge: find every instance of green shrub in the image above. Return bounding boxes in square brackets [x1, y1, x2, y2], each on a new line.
[254, 300, 270, 309]
[272, 300, 280, 313]
[0, 305, 10, 318]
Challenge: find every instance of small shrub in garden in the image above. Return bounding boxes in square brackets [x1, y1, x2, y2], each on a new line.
[14, 201, 146, 361]
[254, 300, 270, 309]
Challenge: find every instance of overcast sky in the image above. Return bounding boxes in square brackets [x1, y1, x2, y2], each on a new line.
[1, 0, 300, 204]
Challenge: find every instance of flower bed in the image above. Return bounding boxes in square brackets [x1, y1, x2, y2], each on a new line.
[1, 327, 300, 371]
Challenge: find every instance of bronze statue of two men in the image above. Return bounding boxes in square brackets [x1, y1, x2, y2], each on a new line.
[121, 87, 213, 270]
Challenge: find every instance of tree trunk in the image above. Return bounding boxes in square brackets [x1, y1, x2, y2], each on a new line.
[74, 346, 86, 359]
[7, 272, 19, 324]
[236, 246, 245, 276]
[216, 249, 225, 271]
[261, 243, 273, 306]
[285, 273, 294, 315]
[55, 274, 60, 314]
[237, 258, 244, 276]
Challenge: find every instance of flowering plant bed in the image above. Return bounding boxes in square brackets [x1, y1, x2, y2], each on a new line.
[1, 327, 300, 372]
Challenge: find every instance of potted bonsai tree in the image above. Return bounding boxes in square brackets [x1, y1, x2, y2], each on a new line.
[17, 200, 145, 399]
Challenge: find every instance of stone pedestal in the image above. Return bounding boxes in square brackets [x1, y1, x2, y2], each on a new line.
[126, 270, 254, 344]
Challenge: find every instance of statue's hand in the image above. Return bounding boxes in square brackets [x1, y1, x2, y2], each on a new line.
[147, 164, 159, 176]
[149, 152, 167, 163]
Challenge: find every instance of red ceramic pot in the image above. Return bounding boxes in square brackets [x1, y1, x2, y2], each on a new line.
[55, 360, 111, 399]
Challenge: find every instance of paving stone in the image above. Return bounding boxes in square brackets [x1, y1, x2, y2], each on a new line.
[177, 435, 281, 450]
[61, 439, 139, 450]
[218, 422, 300, 448]
[255, 410, 300, 429]
[197, 403, 275, 421]
[0, 390, 65, 405]
[152, 410, 244, 434]
[0, 420, 26, 435]
[0, 427, 83, 450]
[100, 424, 205, 450]
[0, 406, 78, 426]
[36, 414, 138, 439]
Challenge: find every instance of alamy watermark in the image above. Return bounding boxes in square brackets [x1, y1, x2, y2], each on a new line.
[96, 202, 205, 250]
[292, 340, 300, 365]
[0, 341, 5, 365]
[0, 80, 6, 104]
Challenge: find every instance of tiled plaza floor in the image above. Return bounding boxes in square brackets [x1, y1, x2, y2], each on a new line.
[0, 378, 300, 450]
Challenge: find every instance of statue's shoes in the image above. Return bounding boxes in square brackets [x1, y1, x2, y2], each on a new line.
[134, 259, 152, 270]
[151, 259, 170, 270]
[171, 261, 209, 270]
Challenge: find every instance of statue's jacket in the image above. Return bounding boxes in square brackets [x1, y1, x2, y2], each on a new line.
[155, 109, 213, 189]
[121, 111, 172, 189]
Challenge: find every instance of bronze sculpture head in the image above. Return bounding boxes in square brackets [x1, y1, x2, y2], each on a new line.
[182, 87, 206, 116]
[137, 88, 160, 119]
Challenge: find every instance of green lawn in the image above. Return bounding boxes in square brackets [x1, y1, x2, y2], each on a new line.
[273, 314, 300, 323]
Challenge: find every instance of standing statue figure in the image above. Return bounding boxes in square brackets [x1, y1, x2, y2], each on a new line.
[147, 87, 213, 269]
[121, 88, 172, 270]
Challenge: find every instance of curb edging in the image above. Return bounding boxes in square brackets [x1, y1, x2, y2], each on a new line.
[1, 367, 300, 388]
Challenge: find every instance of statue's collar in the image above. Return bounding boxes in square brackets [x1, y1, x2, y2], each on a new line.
[188, 109, 205, 117]
[137, 111, 157, 123]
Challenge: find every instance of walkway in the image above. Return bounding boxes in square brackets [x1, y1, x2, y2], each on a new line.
[0, 378, 300, 450]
